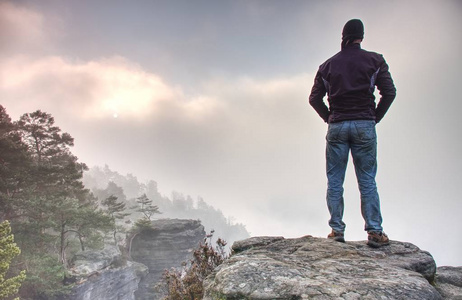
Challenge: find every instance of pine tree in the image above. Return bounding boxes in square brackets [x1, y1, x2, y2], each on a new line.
[13, 110, 112, 276]
[15, 110, 93, 265]
[0, 106, 31, 221]
[0, 108, 114, 298]
[0, 220, 26, 300]
[136, 193, 160, 221]
[125, 194, 161, 258]
[102, 195, 130, 245]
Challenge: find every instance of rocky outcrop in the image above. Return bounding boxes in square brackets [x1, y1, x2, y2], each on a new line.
[60, 219, 205, 300]
[65, 246, 148, 300]
[131, 218, 205, 300]
[435, 266, 462, 299]
[203, 236, 443, 299]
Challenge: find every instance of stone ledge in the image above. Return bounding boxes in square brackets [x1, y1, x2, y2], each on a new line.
[204, 236, 443, 300]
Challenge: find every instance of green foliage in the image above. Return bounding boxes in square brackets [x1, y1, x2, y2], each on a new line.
[19, 254, 72, 299]
[162, 233, 228, 300]
[132, 218, 155, 232]
[1, 105, 248, 299]
[0, 106, 113, 298]
[16, 110, 75, 163]
[0, 106, 31, 221]
[0, 220, 26, 300]
[102, 195, 128, 219]
[102, 195, 130, 245]
[72, 203, 113, 251]
[13, 109, 113, 261]
[136, 193, 160, 221]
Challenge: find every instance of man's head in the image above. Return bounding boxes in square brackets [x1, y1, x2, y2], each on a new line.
[342, 19, 364, 43]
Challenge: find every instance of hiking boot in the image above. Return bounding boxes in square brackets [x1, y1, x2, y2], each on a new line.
[367, 231, 389, 248]
[327, 230, 345, 243]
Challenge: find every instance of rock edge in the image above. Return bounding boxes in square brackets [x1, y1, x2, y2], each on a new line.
[204, 235, 443, 300]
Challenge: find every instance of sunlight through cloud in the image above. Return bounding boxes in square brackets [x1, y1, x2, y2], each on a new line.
[0, 55, 222, 122]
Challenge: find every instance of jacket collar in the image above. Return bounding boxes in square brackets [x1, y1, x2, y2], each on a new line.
[341, 42, 361, 51]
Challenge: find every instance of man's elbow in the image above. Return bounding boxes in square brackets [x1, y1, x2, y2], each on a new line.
[382, 86, 396, 102]
[309, 93, 324, 107]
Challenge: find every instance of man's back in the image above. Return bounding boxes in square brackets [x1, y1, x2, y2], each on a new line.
[309, 43, 395, 124]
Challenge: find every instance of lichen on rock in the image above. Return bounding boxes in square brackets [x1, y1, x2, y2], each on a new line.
[203, 236, 443, 299]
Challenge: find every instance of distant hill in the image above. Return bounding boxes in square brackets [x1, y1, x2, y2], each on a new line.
[83, 165, 250, 247]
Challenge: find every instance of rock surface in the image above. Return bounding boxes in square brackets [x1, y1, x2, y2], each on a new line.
[65, 246, 148, 300]
[435, 266, 462, 299]
[131, 218, 205, 300]
[69, 246, 121, 276]
[203, 235, 443, 300]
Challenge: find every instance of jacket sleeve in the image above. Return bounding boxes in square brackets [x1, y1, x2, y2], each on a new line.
[375, 56, 396, 123]
[309, 70, 330, 123]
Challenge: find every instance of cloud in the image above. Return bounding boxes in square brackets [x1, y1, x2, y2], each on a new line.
[0, 55, 226, 122]
[1, 51, 319, 181]
[1, 54, 325, 244]
[0, 51, 315, 127]
[0, 54, 318, 188]
[0, 2, 49, 55]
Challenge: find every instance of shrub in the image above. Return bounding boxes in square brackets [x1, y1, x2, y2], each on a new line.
[162, 233, 228, 300]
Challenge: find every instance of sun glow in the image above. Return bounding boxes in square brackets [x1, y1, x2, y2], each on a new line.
[1, 55, 221, 122]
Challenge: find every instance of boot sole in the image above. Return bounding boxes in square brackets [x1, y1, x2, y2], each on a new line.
[367, 240, 389, 248]
[329, 237, 345, 243]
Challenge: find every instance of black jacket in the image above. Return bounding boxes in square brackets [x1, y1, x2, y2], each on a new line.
[309, 43, 396, 123]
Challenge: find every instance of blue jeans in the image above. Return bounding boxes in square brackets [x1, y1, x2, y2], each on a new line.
[326, 120, 383, 233]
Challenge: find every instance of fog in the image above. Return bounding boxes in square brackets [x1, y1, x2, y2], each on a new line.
[1, 0, 461, 266]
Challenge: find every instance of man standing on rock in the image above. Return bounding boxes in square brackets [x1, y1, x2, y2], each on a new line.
[309, 19, 396, 247]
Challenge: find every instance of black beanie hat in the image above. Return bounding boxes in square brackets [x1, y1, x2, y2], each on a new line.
[342, 19, 364, 40]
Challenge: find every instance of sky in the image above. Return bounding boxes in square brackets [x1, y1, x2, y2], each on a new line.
[1, 0, 461, 266]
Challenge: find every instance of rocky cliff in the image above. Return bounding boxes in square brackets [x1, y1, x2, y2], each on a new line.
[204, 236, 461, 299]
[63, 219, 205, 300]
[65, 246, 148, 300]
[131, 218, 206, 299]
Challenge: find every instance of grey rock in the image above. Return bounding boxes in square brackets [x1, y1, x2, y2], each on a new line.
[131, 218, 205, 300]
[204, 236, 442, 300]
[435, 266, 462, 299]
[69, 246, 121, 277]
[232, 236, 285, 252]
[68, 261, 148, 300]
[65, 246, 148, 300]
